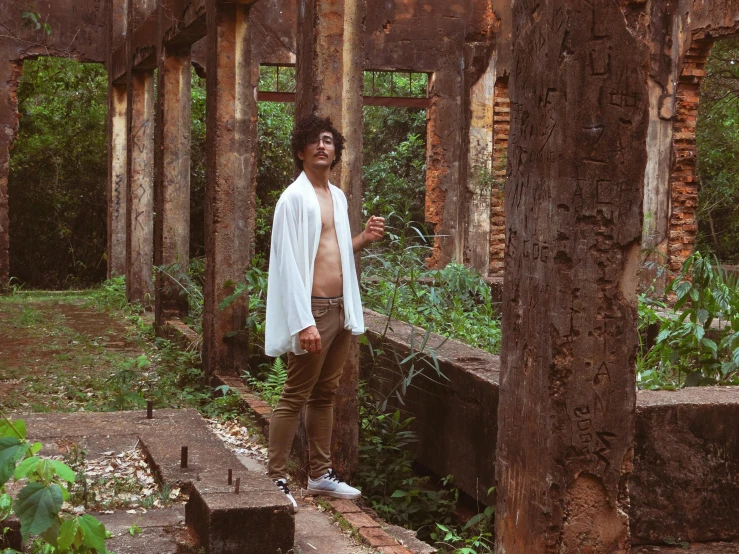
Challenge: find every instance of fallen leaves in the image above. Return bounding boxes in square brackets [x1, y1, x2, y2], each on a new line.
[63, 446, 184, 513]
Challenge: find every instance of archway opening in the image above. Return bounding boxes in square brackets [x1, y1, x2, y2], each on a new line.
[9, 56, 108, 289]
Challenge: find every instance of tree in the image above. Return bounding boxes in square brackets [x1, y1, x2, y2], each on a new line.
[696, 37, 739, 262]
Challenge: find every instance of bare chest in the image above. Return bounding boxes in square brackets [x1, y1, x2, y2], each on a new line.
[315, 189, 335, 232]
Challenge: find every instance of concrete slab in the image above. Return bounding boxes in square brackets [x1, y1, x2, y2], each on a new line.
[294, 498, 373, 554]
[19, 410, 295, 552]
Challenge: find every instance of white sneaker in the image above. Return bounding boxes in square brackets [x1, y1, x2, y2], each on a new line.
[274, 478, 298, 512]
[307, 469, 361, 499]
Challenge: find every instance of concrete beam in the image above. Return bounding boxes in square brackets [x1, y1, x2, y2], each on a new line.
[294, 0, 367, 479]
[126, 70, 155, 305]
[495, 0, 649, 551]
[111, 0, 207, 83]
[154, 43, 192, 326]
[202, 1, 257, 378]
[108, 84, 128, 278]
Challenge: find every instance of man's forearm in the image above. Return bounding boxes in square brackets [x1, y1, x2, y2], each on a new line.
[352, 231, 368, 254]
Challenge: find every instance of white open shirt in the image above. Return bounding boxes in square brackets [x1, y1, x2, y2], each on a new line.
[264, 171, 365, 357]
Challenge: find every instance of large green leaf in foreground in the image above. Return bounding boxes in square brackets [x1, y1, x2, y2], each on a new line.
[14, 482, 63, 540]
[0, 436, 30, 486]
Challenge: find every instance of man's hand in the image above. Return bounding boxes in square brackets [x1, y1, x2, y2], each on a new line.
[299, 325, 322, 353]
[364, 215, 385, 243]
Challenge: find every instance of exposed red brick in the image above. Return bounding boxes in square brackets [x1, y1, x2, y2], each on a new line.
[488, 78, 509, 276]
[358, 526, 396, 547]
[328, 499, 361, 513]
[342, 511, 379, 529]
[667, 36, 712, 271]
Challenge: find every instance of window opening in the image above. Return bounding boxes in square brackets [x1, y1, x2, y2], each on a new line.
[693, 37, 739, 264]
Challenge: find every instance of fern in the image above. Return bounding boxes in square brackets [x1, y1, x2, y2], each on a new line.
[247, 357, 287, 407]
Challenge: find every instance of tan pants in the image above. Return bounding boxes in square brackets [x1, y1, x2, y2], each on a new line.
[267, 296, 351, 480]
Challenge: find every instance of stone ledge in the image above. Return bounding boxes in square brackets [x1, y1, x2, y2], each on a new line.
[361, 308, 499, 504]
[362, 309, 739, 545]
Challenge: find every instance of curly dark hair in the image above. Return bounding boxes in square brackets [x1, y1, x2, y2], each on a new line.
[291, 114, 345, 172]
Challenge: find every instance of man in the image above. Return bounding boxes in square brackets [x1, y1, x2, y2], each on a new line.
[264, 114, 385, 510]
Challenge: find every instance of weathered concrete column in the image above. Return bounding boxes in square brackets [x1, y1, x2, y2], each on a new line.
[425, 64, 465, 269]
[0, 61, 22, 292]
[108, 84, 128, 278]
[295, 0, 366, 478]
[464, 53, 496, 275]
[495, 1, 648, 552]
[154, 44, 192, 327]
[202, 0, 258, 378]
[126, 70, 155, 304]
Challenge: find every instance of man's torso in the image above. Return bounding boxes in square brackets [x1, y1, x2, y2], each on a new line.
[311, 186, 343, 297]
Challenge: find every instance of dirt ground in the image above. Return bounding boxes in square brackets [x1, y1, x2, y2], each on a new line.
[0, 292, 145, 413]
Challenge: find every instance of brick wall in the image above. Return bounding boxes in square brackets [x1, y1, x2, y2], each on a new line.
[489, 78, 508, 275]
[667, 38, 711, 272]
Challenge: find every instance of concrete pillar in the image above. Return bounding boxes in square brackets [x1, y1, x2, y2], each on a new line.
[495, 1, 648, 552]
[126, 70, 155, 304]
[108, 84, 128, 278]
[464, 53, 496, 275]
[0, 62, 22, 292]
[154, 44, 192, 327]
[425, 65, 465, 269]
[295, 0, 366, 478]
[202, 0, 258, 378]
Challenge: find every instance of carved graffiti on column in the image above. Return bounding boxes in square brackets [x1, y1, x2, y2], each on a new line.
[113, 173, 124, 217]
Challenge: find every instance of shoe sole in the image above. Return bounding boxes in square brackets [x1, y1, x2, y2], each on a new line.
[306, 487, 361, 500]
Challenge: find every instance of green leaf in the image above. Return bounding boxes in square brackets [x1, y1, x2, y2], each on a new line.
[0, 437, 31, 486]
[50, 461, 76, 484]
[697, 309, 710, 325]
[57, 517, 80, 552]
[78, 514, 107, 551]
[701, 338, 718, 357]
[0, 419, 26, 439]
[390, 489, 408, 498]
[0, 492, 12, 519]
[14, 482, 63, 540]
[13, 456, 40, 480]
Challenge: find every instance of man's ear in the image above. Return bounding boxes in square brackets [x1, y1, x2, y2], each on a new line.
[297, 148, 305, 161]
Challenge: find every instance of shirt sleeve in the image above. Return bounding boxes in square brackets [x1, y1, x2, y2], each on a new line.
[271, 195, 315, 336]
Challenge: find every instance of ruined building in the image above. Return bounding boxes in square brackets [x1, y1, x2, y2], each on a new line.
[2, 0, 739, 552]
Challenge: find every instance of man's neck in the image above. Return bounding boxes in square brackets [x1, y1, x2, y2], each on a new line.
[304, 167, 331, 191]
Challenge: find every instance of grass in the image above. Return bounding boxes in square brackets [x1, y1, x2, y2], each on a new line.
[0, 280, 241, 420]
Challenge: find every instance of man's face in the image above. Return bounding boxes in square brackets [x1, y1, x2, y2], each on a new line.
[298, 131, 336, 170]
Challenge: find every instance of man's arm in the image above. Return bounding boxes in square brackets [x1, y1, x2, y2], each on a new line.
[353, 215, 385, 253]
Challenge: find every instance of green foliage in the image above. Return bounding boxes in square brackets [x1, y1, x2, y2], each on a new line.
[362, 106, 427, 226]
[431, 515, 494, 554]
[9, 57, 108, 289]
[357, 398, 457, 536]
[696, 38, 739, 262]
[245, 357, 287, 408]
[155, 258, 205, 333]
[21, 5, 52, 34]
[362, 211, 501, 356]
[638, 252, 739, 388]
[0, 416, 109, 553]
[363, 71, 428, 98]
